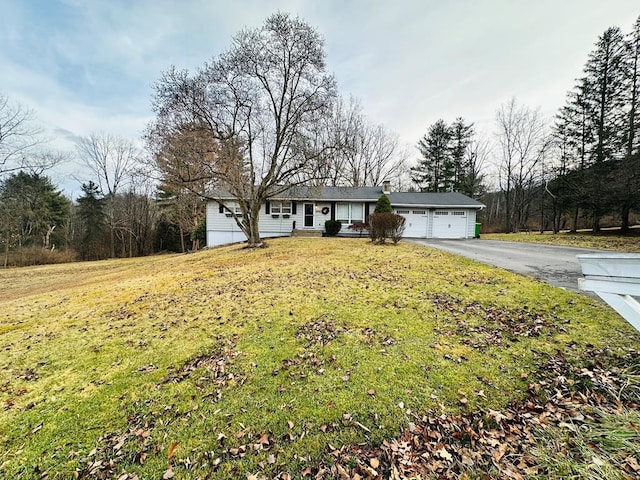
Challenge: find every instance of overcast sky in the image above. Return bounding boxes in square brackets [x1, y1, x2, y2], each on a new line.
[1, 0, 639, 194]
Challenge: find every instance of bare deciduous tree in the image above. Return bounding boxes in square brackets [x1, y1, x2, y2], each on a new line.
[147, 13, 337, 247]
[463, 137, 489, 199]
[306, 96, 409, 188]
[495, 98, 551, 232]
[149, 126, 213, 252]
[76, 132, 140, 257]
[0, 93, 46, 177]
[76, 132, 138, 197]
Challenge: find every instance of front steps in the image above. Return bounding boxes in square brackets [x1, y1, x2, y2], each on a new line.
[292, 229, 323, 238]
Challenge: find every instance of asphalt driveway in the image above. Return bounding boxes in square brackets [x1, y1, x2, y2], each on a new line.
[410, 239, 604, 293]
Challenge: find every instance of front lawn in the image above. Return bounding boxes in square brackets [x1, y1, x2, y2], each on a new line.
[0, 238, 638, 478]
[483, 229, 640, 252]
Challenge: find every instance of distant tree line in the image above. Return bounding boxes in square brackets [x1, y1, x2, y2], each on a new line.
[415, 16, 640, 233]
[2, 13, 639, 265]
[546, 17, 640, 233]
[0, 129, 208, 267]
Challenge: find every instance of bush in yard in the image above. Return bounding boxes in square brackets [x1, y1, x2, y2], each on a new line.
[348, 221, 369, 237]
[374, 194, 392, 213]
[4, 246, 77, 267]
[369, 212, 405, 244]
[325, 219, 342, 236]
[389, 214, 406, 244]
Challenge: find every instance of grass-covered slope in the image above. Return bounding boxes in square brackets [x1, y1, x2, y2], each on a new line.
[0, 238, 637, 478]
[483, 230, 640, 252]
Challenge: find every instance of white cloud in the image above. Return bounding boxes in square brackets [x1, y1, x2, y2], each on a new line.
[1, 0, 639, 188]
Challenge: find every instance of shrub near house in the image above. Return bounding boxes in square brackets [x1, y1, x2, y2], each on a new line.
[367, 194, 406, 244]
[324, 220, 342, 236]
[369, 212, 406, 244]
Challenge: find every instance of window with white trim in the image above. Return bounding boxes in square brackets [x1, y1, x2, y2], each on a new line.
[412, 210, 426, 215]
[224, 205, 243, 216]
[435, 211, 449, 216]
[270, 201, 292, 215]
[396, 209, 410, 214]
[336, 202, 364, 224]
[451, 211, 466, 216]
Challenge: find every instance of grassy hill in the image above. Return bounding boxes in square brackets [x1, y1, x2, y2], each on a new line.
[1, 238, 638, 479]
[483, 229, 640, 252]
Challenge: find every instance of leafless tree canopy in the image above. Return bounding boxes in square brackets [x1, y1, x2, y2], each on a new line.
[0, 93, 46, 176]
[495, 98, 551, 232]
[306, 97, 409, 188]
[76, 132, 140, 196]
[75, 132, 141, 257]
[146, 13, 337, 246]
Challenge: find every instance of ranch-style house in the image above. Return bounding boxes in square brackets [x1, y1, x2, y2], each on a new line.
[206, 182, 484, 247]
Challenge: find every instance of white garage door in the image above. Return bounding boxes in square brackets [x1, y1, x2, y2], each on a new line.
[396, 209, 427, 238]
[432, 210, 467, 238]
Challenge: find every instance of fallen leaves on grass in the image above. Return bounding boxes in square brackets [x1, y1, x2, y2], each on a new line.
[431, 293, 565, 350]
[74, 415, 155, 479]
[161, 335, 243, 400]
[303, 347, 639, 479]
[296, 316, 347, 345]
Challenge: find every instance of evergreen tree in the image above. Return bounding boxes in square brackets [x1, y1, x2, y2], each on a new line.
[374, 194, 392, 213]
[584, 27, 628, 167]
[449, 117, 474, 192]
[0, 171, 69, 249]
[76, 181, 107, 260]
[582, 27, 628, 230]
[553, 82, 595, 231]
[626, 16, 640, 157]
[551, 26, 630, 232]
[412, 119, 452, 191]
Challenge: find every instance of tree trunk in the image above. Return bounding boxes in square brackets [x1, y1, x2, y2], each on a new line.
[3, 233, 8, 268]
[503, 191, 512, 233]
[110, 225, 115, 258]
[179, 225, 185, 253]
[621, 204, 630, 231]
[246, 211, 263, 247]
[571, 207, 579, 233]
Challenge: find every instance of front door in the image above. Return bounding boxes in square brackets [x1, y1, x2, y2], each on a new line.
[303, 203, 314, 227]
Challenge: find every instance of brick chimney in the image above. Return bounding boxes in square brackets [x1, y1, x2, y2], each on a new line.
[382, 180, 391, 194]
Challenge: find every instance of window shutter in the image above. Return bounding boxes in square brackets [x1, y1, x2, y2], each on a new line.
[219, 203, 224, 214]
[292, 202, 297, 215]
[265, 201, 270, 214]
[330, 202, 336, 221]
[364, 203, 370, 221]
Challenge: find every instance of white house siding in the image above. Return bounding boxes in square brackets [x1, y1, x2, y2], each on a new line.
[207, 200, 480, 246]
[206, 201, 303, 247]
[466, 209, 477, 238]
[206, 201, 339, 246]
[307, 202, 332, 228]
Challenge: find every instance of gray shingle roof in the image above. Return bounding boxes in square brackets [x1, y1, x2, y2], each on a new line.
[211, 186, 484, 208]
